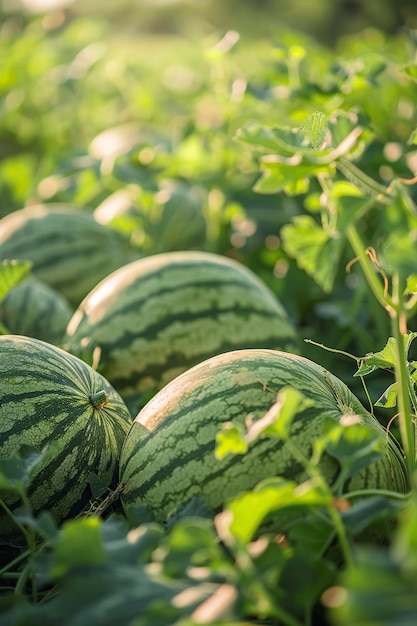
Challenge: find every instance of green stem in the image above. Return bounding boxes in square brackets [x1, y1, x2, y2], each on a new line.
[343, 488, 410, 501]
[285, 439, 354, 569]
[346, 224, 394, 312]
[347, 223, 415, 478]
[391, 274, 416, 476]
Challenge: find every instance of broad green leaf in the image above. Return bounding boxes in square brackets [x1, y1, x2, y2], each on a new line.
[355, 334, 417, 377]
[88, 471, 114, 499]
[165, 496, 214, 530]
[0, 444, 54, 491]
[281, 215, 344, 293]
[382, 230, 417, 279]
[402, 64, 417, 83]
[50, 517, 107, 578]
[288, 513, 335, 556]
[375, 382, 398, 408]
[332, 556, 417, 625]
[254, 158, 333, 195]
[392, 492, 417, 572]
[0, 260, 32, 301]
[247, 387, 310, 441]
[236, 122, 308, 157]
[405, 274, 417, 294]
[325, 181, 375, 229]
[325, 423, 383, 488]
[299, 112, 327, 150]
[340, 496, 404, 536]
[157, 518, 224, 579]
[227, 477, 331, 543]
[215, 423, 248, 460]
[13, 509, 58, 541]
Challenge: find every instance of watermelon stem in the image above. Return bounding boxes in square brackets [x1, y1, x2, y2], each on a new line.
[89, 390, 109, 410]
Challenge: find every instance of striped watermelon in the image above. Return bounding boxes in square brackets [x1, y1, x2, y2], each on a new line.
[119, 349, 408, 522]
[141, 181, 207, 254]
[0, 204, 136, 307]
[0, 278, 73, 345]
[64, 251, 299, 413]
[94, 180, 207, 254]
[0, 335, 132, 535]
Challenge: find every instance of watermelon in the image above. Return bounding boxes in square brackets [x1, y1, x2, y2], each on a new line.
[94, 180, 207, 254]
[0, 204, 136, 307]
[64, 251, 299, 413]
[0, 278, 73, 345]
[141, 181, 207, 254]
[0, 335, 132, 535]
[119, 349, 408, 522]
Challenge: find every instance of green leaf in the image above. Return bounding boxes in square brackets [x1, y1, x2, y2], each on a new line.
[355, 334, 417, 377]
[0, 444, 54, 491]
[165, 496, 214, 530]
[247, 387, 310, 441]
[288, 513, 335, 556]
[50, 517, 107, 578]
[382, 230, 417, 279]
[325, 422, 383, 488]
[88, 471, 114, 499]
[281, 215, 344, 293]
[236, 122, 307, 157]
[375, 382, 398, 408]
[215, 423, 248, 460]
[254, 158, 332, 195]
[299, 112, 327, 150]
[340, 496, 404, 536]
[405, 274, 417, 294]
[0, 260, 32, 301]
[332, 546, 417, 626]
[227, 477, 331, 543]
[402, 63, 417, 83]
[0, 321, 10, 335]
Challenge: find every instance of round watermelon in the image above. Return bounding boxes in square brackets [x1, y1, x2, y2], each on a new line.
[64, 251, 299, 413]
[0, 278, 73, 345]
[0, 335, 132, 536]
[0, 204, 136, 307]
[119, 349, 408, 523]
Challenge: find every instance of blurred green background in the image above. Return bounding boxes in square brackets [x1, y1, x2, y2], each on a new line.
[2, 0, 417, 43]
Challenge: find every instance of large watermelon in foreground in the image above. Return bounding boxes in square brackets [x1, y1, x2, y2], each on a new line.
[0, 335, 132, 536]
[0, 204, 135, 307]
[64, 251, 299, 413]
[119, 349, 408, 522]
